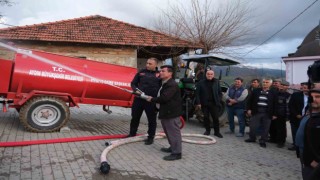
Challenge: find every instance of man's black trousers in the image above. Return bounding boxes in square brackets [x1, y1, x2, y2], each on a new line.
[129, 98, 157, 138]
[202, 103, 220, 133]
[269, 116, 287, 144]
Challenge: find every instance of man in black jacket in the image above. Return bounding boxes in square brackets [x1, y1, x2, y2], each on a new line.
[295, 88, 320, 179]
[195, 70, 223, 138]
[245, 78, 278, 148]
[146, 65, 183, 161]
[127, 58, 161, 145]
[271, 81, 291, 148]
[288, 82, 310, 150]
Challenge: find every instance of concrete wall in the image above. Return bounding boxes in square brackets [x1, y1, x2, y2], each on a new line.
[0, 42, 138, 68]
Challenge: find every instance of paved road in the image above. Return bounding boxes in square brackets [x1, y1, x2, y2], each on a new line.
[0, 105, 302, 180]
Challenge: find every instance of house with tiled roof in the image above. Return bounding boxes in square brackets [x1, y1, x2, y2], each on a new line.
[0, 15, 202, 68]
[282, 24, 320, 86]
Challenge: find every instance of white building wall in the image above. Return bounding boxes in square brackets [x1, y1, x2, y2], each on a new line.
[283, 56, 320, 85]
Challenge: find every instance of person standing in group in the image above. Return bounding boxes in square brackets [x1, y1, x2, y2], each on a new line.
[269, 78, 281, 143]
[247, 79, 261, 96]
[195, 69, 223, 138]
[146, 65, 183, 161]
[295, 88, 320, 180]
[245, 78, 278, 148]
[270, 81, 291, 148]
[245, 79, 261, 126]
[127, 57, 161, 145]
[195, 64, 205, 82]
[225, 77, 248, 137]
[272, 78, 282, 90]
[288, 82, 311, 150]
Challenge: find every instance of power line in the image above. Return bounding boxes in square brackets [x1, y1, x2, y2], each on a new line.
[0, 22, 15, 26]
[243, 0, 319, 57]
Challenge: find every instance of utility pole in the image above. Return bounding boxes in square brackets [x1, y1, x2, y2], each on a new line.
[280, 60, 283, 80]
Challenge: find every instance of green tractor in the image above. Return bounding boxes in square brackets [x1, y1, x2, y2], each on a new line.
[176, 54, 239, 126]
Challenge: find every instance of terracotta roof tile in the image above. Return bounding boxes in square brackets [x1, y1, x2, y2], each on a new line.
[0, 15, 202, 49]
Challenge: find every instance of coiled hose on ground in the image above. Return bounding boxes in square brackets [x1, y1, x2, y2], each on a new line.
[99, 117, 217, 174]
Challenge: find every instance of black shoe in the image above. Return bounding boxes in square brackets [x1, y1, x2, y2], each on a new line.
[160, 147, 172, 153]
[214, 133, 223, 138]
[203, 131, 210, 135]
[259, 142, 266, 148]
[125, 134, 135, 138]
[277, 143, 285, 148]
[288, 145, 296, 151]
[163, 153, 182, 161]
[245, 138, 256, 143]
[144, 138, 154, 145]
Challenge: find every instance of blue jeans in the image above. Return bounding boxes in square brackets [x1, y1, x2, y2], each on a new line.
[226, 106, 245, 134]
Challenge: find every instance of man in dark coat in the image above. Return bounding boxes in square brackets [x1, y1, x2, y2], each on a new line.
[288, 82, 310, 150]
[146, 65, 183, 161]
[245, 78, 261, 126]
[127, 58, 161, 145]
[245, 78, 278, 148]
[295, 88, 320, 179]
[195, 69, 223, 138]
[271, 81, 291, 148]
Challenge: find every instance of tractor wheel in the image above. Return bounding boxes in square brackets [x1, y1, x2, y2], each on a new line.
[217, 101, 228, 127]
[19, 96, 70, 132]
[196, 100, 228, 127]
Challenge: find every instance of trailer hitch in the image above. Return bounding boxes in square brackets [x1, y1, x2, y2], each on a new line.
[0, 97, 13, 112]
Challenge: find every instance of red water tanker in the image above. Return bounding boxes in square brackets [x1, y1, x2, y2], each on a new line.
[0, 49, 136, 132]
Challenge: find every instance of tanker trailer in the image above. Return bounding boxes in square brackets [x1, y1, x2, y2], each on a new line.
[0, 49, 136, 132]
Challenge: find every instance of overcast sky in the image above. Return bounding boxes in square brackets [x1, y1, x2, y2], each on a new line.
[0, 0, 319, 69]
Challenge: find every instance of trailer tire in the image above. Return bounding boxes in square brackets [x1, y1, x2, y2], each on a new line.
[19, 96, 70, 132]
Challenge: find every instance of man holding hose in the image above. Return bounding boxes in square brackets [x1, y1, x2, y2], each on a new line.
[146, 65, 183, 161]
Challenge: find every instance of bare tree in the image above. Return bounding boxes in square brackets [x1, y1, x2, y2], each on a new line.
[154, 0, 255, 54]
[0, 0, 13, 19]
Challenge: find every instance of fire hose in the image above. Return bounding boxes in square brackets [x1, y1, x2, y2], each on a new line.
[99, 116, 217, 174]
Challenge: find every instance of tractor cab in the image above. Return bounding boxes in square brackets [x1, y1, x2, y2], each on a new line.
[175, 54, 239, 122]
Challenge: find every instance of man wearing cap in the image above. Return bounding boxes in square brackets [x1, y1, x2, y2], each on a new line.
[146, 65, 183, 161]
[295, 88, 320, 179]
[270, 81, 291, 148]
[288, 82, 311, 150]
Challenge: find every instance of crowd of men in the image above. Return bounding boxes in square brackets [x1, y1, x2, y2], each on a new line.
[221, 76, 319, 179]
[125, 58, 319, 179]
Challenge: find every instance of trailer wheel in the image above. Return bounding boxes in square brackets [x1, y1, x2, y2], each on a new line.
[19, 96, 70, 132]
